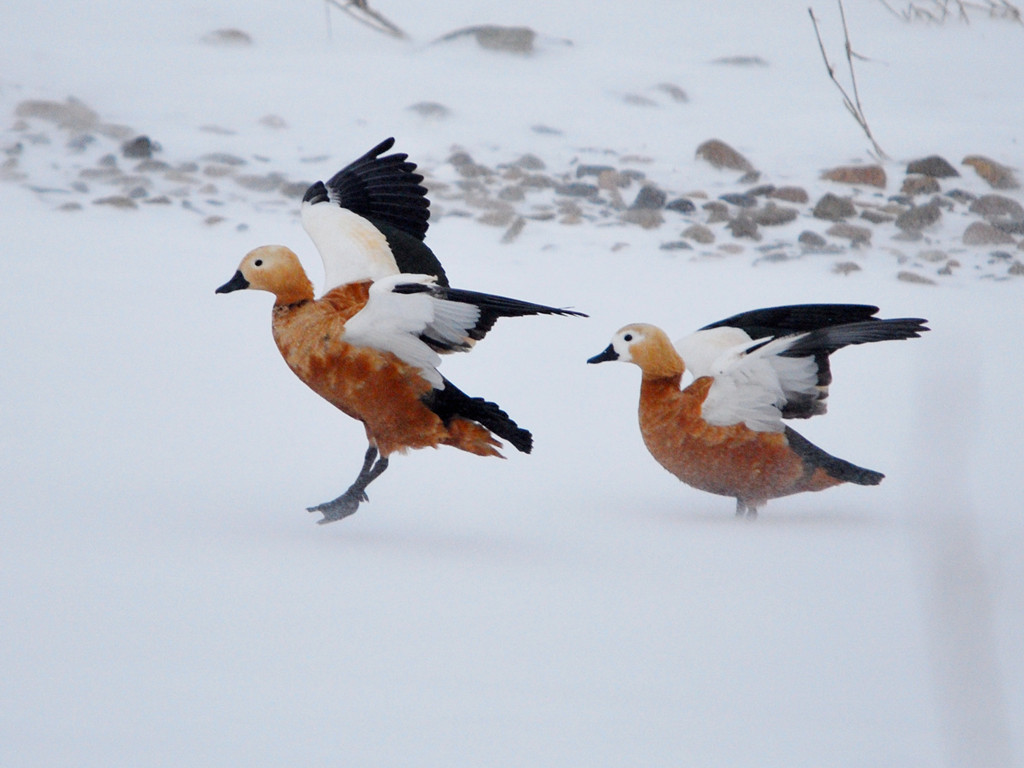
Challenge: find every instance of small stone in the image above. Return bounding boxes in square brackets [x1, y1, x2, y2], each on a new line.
[665, 198, 696, 214]
[901, 175, 940, 196]
[630, 185, 666, 209]
[917, 249, 948, 263]
[623, 93, 658, 107]
[969, 194, 1024, 222]
[702, 201, 730, 223]
[745, 184, 776, 197]
[93, 195, 137, 209]
[280, 181, 309, 199]
[620, 208, 664, 229]
[769, 186, 810, 204]
[963, 155, 1019, 189]
[576, 164, 616, 179]
[719, 192, 756, 208]
[898, 270, 937, 285]
[513, 154, 545, 171]
[812, 193, 855, 221]
[202, 28, 253, 46]
[937, 259, 960, 276]
[752, 203, 798, 226]
[656, 83, 689, 103]
[201, 152, 246, 166]
[478, 208, 515, 227]
[963, 221, 1016, 246]
[121, 135, 158, 159]
[711, 55, 769, 67]
[907, 155, 959, 178]
[832, 261, 862, 275]
[57, 202, 83, 212]
[1009, 261, 1024, 276]
[497, 185, 525, 202]
[681, 224, 715, 244]
[556, 182, 599, 199]
[946, 189, 976, 205]
[826, 223, 872, 245]
[407, 101, 451, 119]
[895, 200, 942, 232]
[860, 209, 894, 224]
[659, 240, 693, 251]
[234, 173, 284, 192]
[695, 139, 754, 172]
[738, 170, 761, 184]
[822, 164, 887, 188]
[259, 114, 288, 129]
[727, 214, 761, 240]
[15, 97, 98, 130]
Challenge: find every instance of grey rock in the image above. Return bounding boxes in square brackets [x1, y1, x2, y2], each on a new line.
[702, 201, 730, 223]
[752, 203, 798, 226]
[963, 221, 1016, 246]
[719, 192, 757, 208]
[681, 224, 715, 244]
[665, 198, 696, 214]
[812, 193, 855, 221]
[969, 194, 1024, 222]
[798, 230, 828, 248]
[631, 185, 667, 210]
[727, 214, 761, 240]
[895, 200, 941, 232]
[826, 223, 872, 245]
[907, 155, 959, 178]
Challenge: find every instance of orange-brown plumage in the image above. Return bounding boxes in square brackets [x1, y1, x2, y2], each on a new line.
[638, 374, 842, 510]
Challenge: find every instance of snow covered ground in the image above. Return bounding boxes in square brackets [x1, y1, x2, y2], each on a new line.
[1, 1, 1022, 765]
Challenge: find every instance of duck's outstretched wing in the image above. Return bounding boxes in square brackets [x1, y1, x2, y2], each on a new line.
[342, 274, 585, 387]
[301, 138, 448, 292]
[685, 305, 929, 421]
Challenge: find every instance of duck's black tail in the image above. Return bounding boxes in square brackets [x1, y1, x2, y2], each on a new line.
[423, 378, 533, 454]
[784, 426, 884, 486]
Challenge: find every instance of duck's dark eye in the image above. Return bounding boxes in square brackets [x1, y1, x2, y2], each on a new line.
[623, 333, 633, 342]
[254, 259, 263, 267]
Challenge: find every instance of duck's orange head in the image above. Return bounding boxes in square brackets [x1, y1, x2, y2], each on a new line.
[587, 323, 684, 380]
[215, 245, 314, 305]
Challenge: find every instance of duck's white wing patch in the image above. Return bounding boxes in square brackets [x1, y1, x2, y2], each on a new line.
[700, 334, 819, 432]
[341, 274, 480, 388]
[674, 326, 753, 381]
[301, 200, 399, 294]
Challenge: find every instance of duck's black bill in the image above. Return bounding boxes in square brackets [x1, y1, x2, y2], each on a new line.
[215, 271, 249, 294]
[587, 345, 619, 364]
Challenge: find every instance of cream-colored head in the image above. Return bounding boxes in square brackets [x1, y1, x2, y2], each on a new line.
[587, 323, 685, 380]
[215, 245, 315, 306]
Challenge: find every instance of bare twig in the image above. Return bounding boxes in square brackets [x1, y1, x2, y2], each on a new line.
[809, 3, 891, 160]
[324, 0, 407, 39]
[876, 0, 1022, 23]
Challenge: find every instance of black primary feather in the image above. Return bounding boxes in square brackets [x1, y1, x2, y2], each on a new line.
[741, 314, 929, 419]
[392, 282, 587, 344]
[423, 378, 533, 454]
[302, 137, 431, 242]
[701, 303, 883, 339]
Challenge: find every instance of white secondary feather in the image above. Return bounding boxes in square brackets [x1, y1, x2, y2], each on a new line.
[674, 326, 752, 380]
[301, 200, 399, 294]
[694, 333, 820, 432]
[341, 274, 481, 388]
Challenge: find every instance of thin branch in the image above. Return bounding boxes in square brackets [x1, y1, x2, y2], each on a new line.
[809, 4, 890, 160]
[324, 0, 407, 39]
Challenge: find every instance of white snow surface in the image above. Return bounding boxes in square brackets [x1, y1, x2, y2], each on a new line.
[2, 1, 1023, 766]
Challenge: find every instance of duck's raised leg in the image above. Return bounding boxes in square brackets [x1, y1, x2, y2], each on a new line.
[308, 445, 390, 524]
